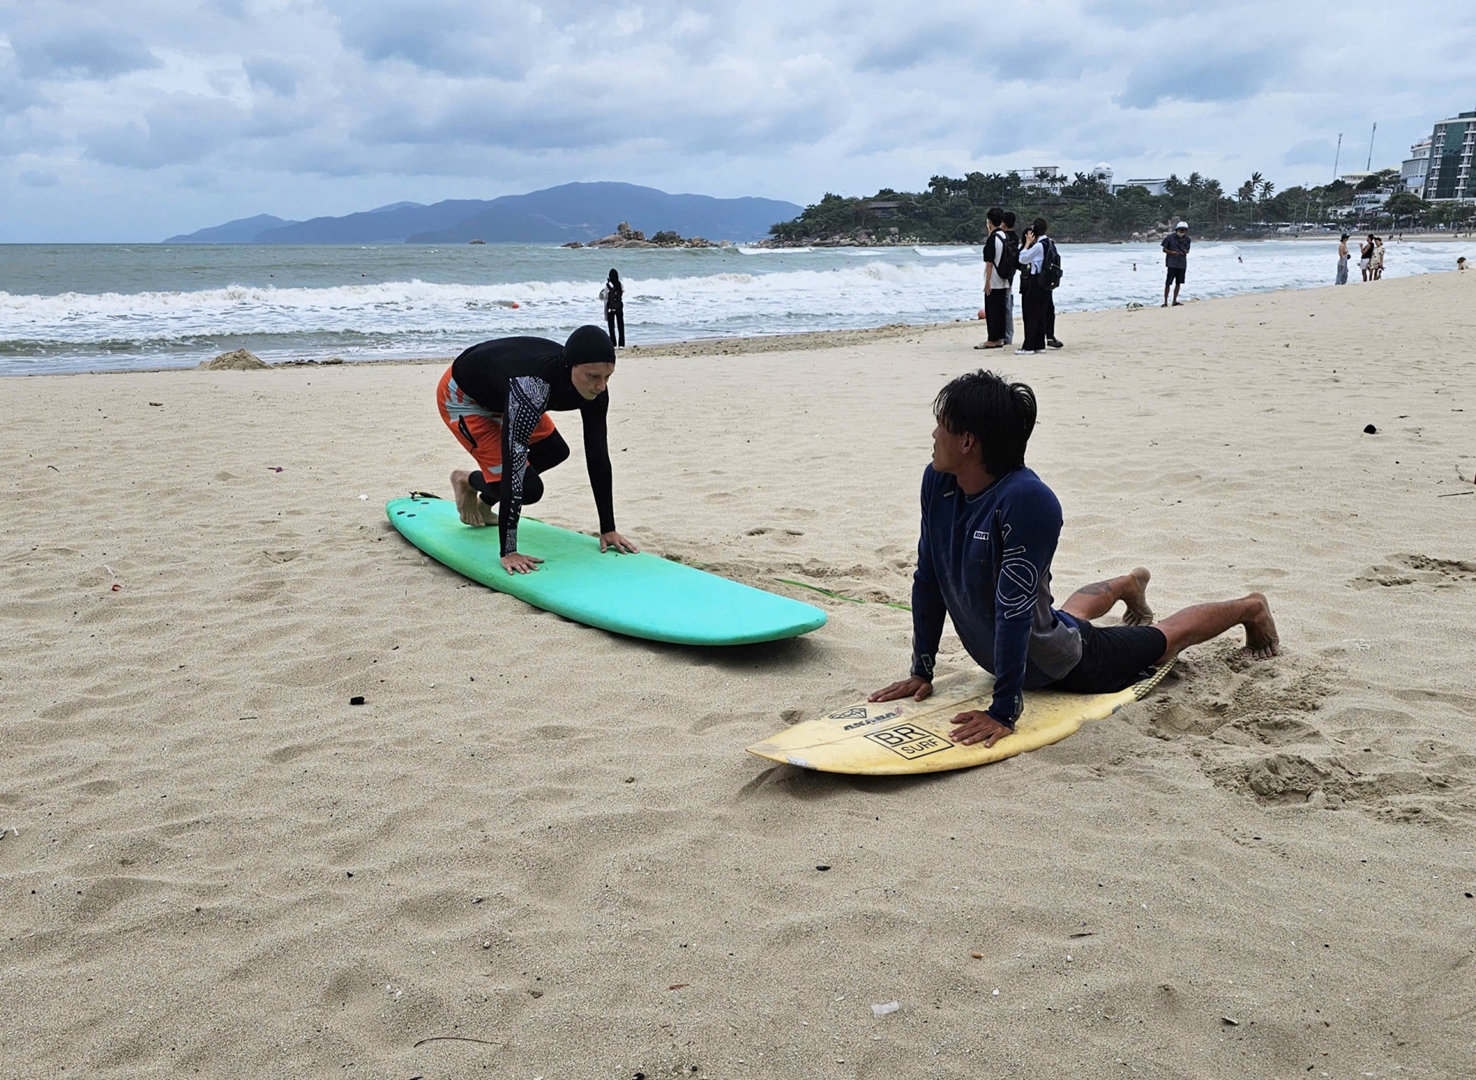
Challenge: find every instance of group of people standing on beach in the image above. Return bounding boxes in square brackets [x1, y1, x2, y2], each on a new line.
[976, 209, 1064, 354]
[1337, 233, 1386, 284]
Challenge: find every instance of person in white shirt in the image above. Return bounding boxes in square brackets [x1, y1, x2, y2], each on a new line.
[975, 207, 1009, 349]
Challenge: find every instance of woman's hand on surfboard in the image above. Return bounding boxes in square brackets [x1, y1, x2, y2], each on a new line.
[501, 553, 544, 575]
[949, 710, 1012, 748]
[868, 676, 933, 703]
[599, 530, 641, 554]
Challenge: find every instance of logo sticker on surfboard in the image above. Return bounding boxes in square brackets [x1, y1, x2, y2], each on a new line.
[864, 723, 952, 760]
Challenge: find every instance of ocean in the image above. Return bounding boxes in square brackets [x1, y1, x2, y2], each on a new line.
[0, 239, 1463, 376]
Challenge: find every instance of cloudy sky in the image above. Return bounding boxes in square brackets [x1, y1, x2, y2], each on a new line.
[1, 0, 1472, 241]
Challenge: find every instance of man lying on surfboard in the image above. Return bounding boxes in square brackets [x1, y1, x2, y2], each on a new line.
[437, 326, 640, 574]
[869, 369, 1279, 749]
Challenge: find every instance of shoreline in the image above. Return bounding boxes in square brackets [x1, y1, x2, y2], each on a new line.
[9, 260, 1469, 376]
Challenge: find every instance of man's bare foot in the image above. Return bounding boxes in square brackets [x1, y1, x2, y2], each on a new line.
[450, 469, 485, 527]
[1243, 593, 1280, 659]
[1120, 566, 1155, 625]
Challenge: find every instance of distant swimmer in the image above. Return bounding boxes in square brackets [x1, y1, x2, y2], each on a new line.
[1162, 221, 1190, 306]
[868, 370, 1279, 749]
[437, 327, 639, 574]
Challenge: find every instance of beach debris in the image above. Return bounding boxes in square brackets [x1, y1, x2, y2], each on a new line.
[268, 466, 283, 472]
[871, 1001, 900, 1017]
[1363, 424, 1378, 434]
[358, 494, 369, 500]
[815, 865, 831, 871]
[528, 989, 543, 998]
[110, 583, 122, 592]
[411, 1035, 498, 1048]
[199, 348, 267, 370]
[971, 952, 983, 959]
[350, 696, 365, 705]
[1125, 301, 1144, 309]
[668, 983, 689, 990]
[1221, 1016, 1240, 1026]
[472, 896, 483, 904]
[148, 401, 163, 406]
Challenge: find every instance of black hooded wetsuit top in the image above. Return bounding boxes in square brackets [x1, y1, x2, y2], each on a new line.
[450, 336, 615, 556]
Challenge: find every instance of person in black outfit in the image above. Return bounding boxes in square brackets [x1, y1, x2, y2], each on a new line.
[435, 326, 639, 574]
[1017, 217, 1054, 354]
[603, 269, 625, 347]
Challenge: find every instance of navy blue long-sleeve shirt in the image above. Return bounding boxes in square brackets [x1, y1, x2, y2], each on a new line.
[910, 465, 1083, 724]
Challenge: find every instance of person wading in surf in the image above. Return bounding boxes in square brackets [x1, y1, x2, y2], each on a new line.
[869, 369, 1280, 748]
[437, 326, 639, 574]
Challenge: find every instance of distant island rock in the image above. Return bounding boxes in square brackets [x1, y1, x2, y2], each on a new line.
[562, 222, 733, 249]
[163, 183, 801, 246]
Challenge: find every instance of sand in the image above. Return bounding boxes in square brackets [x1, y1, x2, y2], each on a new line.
[3, 272, 1475, 1079]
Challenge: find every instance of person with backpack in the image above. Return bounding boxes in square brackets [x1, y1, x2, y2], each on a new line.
[1001, 211, 1021, 345]
[1017, 217, 1059, 355]
[975, 208, 1012, 349]
[601, 268, 626, 347]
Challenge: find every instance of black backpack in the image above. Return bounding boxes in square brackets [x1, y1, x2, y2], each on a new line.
[1040, 238, 1063, 289]
[994, 230, 1020, 281]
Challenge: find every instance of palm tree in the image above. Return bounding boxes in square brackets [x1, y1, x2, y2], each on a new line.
[1258, 178, 1275, 201]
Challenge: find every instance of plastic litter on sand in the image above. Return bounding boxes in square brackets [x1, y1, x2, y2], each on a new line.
[871, 1001, 900, 1017]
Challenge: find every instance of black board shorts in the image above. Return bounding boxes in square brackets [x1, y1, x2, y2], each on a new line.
[1051, 617, 1168, 694]
[1165, 266, 1186, 286]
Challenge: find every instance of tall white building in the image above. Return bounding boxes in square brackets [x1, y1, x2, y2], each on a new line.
[1401, 138, 1432, 197]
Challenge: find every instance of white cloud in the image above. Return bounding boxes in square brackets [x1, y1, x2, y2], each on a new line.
[0, 0, 1471, 240]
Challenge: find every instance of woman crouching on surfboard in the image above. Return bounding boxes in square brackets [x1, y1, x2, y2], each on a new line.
[437, 326, 640, 575]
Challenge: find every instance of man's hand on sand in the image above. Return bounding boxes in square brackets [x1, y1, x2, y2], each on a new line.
[868, 676, 933, 703]
[501, 553, 544, 575]
[599, 530, 640, 554]
[949, 710, 1012, 747]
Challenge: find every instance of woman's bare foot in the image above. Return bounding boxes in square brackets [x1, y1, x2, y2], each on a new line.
[450, 469, 485, 526]
[1120, 566, 1155, 625]
[1243, 593, 1280, 659]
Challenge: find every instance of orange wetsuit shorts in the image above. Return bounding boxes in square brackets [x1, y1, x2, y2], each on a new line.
[436, 365, 556, 483]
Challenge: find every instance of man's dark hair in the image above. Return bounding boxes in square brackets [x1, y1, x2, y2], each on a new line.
[933, 370, 1037, 475]
[1341, 233, 1349, 241]
[986, 207, 1004, 227]
[1032, 217, 1049, 235]
[1002, 211, 1017, 228]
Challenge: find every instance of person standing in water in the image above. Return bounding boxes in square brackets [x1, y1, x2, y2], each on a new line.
[602, 269, 626, 347]
[437, 326, 639, 574]
[1336, 234, 1350, 285]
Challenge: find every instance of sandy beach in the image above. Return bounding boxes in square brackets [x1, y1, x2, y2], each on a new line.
[4, 271, 1475, 1078]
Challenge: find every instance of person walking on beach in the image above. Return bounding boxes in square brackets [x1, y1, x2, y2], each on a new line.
[1371, 237, 1385, 280]
[1336, 234, 1350, 285]
[976, 208, 1011, 349]
[602, 269, 626, 347]
[1359, 235, 1374, 282]
[1161, 222, 1190, 306]
[868, 369, 1280, 749]
[438, 327, 640, 574]
[1016, 218, 1056, 355]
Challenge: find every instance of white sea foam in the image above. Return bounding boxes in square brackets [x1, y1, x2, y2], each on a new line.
[0, 240, 1463, 374]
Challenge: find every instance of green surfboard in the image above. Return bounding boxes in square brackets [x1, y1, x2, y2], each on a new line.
[387, 496, 827, 646]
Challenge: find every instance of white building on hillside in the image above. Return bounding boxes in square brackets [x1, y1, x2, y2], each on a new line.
[1112, 177, 1170, 196]
[1013, 166, 1065, 195]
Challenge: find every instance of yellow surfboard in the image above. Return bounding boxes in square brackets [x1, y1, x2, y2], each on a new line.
[747, 664, 1174, 775]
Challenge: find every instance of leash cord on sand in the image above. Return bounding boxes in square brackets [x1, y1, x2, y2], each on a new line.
[775, 578, 911, 611]
[413, 1035, 499, 1048]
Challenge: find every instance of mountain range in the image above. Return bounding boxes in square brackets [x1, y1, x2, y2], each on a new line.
[162, 183, 802, 245]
